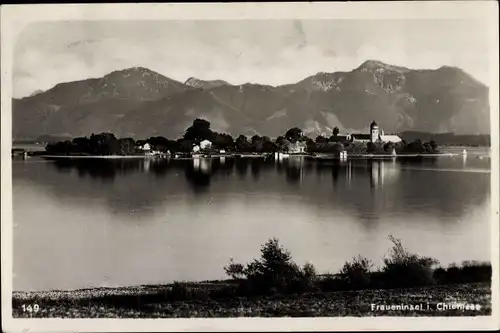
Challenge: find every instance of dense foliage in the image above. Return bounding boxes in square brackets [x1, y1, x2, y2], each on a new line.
[224, 236, 490, 297]
[44, 118, 439, 155]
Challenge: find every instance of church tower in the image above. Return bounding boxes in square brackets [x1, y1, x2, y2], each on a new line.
[370, 120, 379, 143]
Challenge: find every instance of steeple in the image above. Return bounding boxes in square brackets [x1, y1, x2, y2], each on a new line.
[370, 120, 379, 143]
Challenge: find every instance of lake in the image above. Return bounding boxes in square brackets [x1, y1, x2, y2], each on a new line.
[12, 148, 492, 291]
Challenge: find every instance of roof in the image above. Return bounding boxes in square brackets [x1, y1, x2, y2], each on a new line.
[351, 134, 371, 140]
[295, 141, 307, 148]
[332, 135, 350, 140]
[380, 135, 402, 143]
[370, 121, 378, 127]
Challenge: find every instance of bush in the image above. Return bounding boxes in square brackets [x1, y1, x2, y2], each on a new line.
[224, 258, 245, 280]
[434, 261, 492, 284]
[381, 235, 439, 288]
[460, 261, 492, 282]
[317, 274, 344, 292]
[338, 255, 373, 290]
[225, 238, 317, 296]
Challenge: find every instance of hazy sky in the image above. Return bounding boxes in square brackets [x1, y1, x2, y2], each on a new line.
[13, 19, 490, 98]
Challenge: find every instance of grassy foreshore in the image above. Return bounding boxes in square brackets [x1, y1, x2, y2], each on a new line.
[12, 282, 491, 318]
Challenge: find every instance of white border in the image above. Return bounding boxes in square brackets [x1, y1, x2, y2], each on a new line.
[1, 2, 499, 332]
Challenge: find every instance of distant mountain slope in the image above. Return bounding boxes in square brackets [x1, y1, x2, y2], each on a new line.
[12, 60, 490, 140]
[185, 77, 230, 90]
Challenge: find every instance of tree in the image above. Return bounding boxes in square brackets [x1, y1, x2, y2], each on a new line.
[382, 235, 439, 288]
[423, 142, 433, 153]
[333, 142, 344, 153]
[89, 132, 120, 155]
[332, 126, 340, 137]
[184, 118, 214, 142]
[366, 141, 376, 154]
[231, 238, 315, 295]
[339, 255, 373, 290]
[235, 135, 251, 152]
[285, 127, 303, 143]
[118, 138, 136, 155]
[147, 136, 169, 150]
[177, 138, 194, 152]
[407, 139, 425, 153]
[251, 135, 261, 144]
[213, 133, 235, 151]
[315, 135, 327, 144]
[262, 140, 278, 153]
[275, 136, 286, 145]
[224, 258, 246, 280]
[250, 135, 263, 152]
[429, 140, 438, 153]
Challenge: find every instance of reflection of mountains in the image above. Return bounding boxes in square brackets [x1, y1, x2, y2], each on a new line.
[14, 156, 490, 222]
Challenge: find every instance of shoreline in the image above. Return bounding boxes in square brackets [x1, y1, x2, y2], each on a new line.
[12, 282, 491, 318]
[33, 152, 463, 160]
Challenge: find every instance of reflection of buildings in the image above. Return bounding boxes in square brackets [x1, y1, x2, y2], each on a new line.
[346, 160, 353, 189]
[143, 158, 151, 173]
[192, 157, 212, 175]
[369, 159, 400, 188]
[284, 156, 305, 184]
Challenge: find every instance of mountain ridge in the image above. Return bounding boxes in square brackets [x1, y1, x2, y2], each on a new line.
[12, 60, 490, 140]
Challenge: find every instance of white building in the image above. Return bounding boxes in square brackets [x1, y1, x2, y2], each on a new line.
[200, 140, 212, 150]
[286, 141, 307, 154]
[141, 143, 151, 151]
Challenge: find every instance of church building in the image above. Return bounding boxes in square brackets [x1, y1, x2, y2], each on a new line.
[350, 121, 402, 144]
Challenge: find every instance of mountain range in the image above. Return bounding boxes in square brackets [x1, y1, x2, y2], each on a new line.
[12, 60, 490, 141]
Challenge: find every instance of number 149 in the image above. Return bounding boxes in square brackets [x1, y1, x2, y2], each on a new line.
[21, 304, 40, 313]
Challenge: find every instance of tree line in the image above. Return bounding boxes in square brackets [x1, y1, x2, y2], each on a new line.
[45, 118, 439, 155]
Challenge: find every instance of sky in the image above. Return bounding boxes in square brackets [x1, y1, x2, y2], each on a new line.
[13, 19, 491, 98]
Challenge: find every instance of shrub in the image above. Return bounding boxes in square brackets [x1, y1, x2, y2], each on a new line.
[338, 255, 373, 290]
[460, 261, 492, 283]
[317, 274, 344, 292]
[224, 258, 245, 280]
[434, 261, 492, 284]
[225, 238, 318, 296]
[381, 235, 439, 288]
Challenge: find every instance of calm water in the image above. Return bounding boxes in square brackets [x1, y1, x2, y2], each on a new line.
[13, 149, 492, 291]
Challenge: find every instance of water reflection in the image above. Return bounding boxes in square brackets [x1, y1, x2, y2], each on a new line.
[369, 159, 401, 188]
[14, 155, 490, 222]
[12, 153, 492, 291]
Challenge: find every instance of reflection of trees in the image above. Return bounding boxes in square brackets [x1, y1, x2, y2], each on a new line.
[52, 158, 142, 182]
[34, 156, 489, 222]
[283, 156, 304, 184]
[332, 163, 340, 184]
[235, 158, 249, 178]
[184, 162, 211, 192]
[150, 158, 172, 177]
[251, 159, 261, 180]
